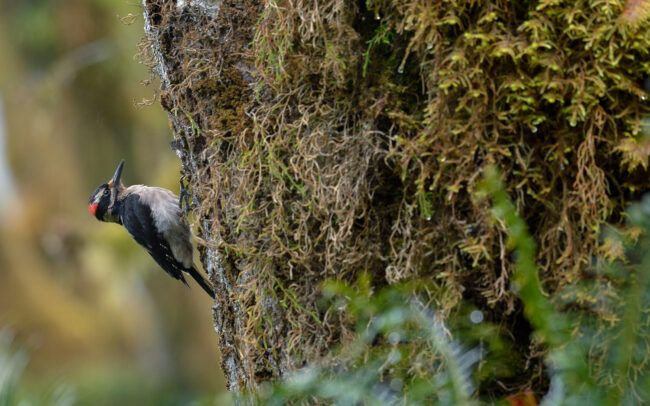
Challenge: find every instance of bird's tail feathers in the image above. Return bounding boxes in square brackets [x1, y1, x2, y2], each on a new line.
[187, 267, 215, 299]
[180, 277, 191, 289]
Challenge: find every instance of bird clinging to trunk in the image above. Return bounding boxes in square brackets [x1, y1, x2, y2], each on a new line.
[88, 159, 215, 298]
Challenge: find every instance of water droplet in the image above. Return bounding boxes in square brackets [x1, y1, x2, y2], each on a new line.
[375, 14, 380, 20]
[510, 281, 521, 294]
[642, 95, 647, 101]
[388, 332, 401, 345]
[426, 216, 432, 221]
[470, 310, 484, 324]
[531, 126, 538, 133]
[427, 43, 433, 50]
[388, 349, 401, 364]
[397, 66, 404, 74]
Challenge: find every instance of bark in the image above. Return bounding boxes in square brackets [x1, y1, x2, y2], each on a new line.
[141, 0, 265, 391]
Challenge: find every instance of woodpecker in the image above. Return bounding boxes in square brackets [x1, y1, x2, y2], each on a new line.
[88, 159, 215, 299]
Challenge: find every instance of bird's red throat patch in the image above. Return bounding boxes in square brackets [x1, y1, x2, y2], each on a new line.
[88, 202, 98, 216]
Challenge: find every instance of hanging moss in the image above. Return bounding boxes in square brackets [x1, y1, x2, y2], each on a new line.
[142, 0, 650, 395]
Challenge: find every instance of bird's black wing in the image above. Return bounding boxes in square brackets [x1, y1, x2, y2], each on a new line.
[119, 193, 189, 285]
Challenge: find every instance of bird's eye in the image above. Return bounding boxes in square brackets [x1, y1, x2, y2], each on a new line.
[103, 189, 110, 196]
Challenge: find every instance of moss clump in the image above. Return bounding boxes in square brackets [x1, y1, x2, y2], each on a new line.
[142, 0, 650, 395]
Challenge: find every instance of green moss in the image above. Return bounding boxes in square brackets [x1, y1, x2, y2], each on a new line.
[145, 0, 650, 395]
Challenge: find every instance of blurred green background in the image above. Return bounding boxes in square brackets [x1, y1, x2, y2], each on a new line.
[0, 0, 226, 404]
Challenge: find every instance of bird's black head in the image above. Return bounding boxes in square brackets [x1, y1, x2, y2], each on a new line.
[88, 159, 125, 223]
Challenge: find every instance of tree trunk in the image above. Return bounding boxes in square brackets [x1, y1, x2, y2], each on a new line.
[141, 0, 266, 391]
[140, 0, 650, 396]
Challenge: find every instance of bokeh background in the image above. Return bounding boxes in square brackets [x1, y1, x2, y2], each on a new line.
[0, 0, 226, 404]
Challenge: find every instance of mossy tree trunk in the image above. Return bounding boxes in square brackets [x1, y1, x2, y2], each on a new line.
[141, 0, 650, 396]
[141, 0, 267, 390]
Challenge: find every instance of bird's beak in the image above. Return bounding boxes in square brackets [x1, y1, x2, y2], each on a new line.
[108, 159, 125, 188]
